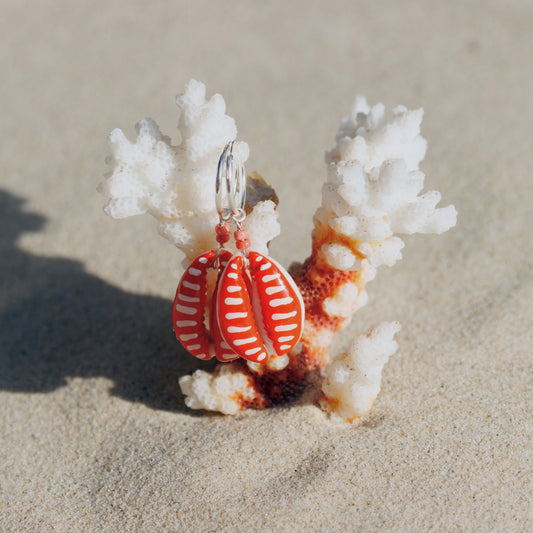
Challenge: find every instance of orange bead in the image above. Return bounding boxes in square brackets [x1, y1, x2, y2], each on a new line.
[216, 233, 230, 244]
[236, 238, 251, 250]
[215, 223, 230, 235]
[215, 223, 231, 244]
[234, 229, 248, 241]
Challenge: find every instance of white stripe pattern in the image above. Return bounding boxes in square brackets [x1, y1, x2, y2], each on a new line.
[278, 335, 295, 342]
[228, 325, 252, 333]
[263, 273, 281, 283]
[178, 293, 200, 303]
[245, 347, 261, 355]
[227, 285, 241, 293]
[225, 312, 248, 320]
[225, 297, 244, 305]
[269, 297, 293, 307]
[176, 320, 197, 327]
[272, 311, 297, 320]
[176, 304, 196, 315]
[179, 333, 198, 341]
[274, 323, 298, 332]
[182, 281, 200, 290]
[186, 344, 201, 350]
[188, 268, 202, 276]
[265, 285, 285, 295]
[233, 337, 257, 346]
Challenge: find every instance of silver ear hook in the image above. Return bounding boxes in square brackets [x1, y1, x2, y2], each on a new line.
[216, 141, 246, 225]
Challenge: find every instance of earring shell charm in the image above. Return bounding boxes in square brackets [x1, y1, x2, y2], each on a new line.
[172, 141, 305, 364]
[209, 249, 240, 362]
[216, 251, 304, 362]
[247, 251, 304, 356]
[216, 254, 270, 363]
[172, 250, 217, 360]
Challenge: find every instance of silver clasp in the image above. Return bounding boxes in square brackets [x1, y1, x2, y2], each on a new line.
[215, 141, 246, 225]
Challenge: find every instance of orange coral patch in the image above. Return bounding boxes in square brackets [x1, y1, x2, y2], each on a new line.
[228, 221, 370, 409]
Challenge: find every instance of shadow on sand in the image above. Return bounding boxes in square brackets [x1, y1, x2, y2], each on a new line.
[0, 190, 216, 413]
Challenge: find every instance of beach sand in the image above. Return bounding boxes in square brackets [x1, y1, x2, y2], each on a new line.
[1, 1, 531, 530]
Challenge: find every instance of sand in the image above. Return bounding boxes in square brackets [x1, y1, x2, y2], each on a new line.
[1, 1, 531, 531]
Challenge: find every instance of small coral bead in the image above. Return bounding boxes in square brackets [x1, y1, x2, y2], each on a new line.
[216, 223, 230, 235]
[234, 229, 248, 241]
[234, 229, 250, 250]
[215, 223, 230, 244]
[216, 233, 230, 244]
[236, 238, 251, 250]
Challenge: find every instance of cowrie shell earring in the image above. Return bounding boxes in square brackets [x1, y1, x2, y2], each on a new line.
[173, 142, 304, 363]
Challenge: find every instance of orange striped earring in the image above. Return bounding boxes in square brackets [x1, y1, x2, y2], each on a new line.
[173, 142, 304, 363]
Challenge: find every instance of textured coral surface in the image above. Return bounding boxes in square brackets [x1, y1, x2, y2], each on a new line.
[101, 80, 456, 421]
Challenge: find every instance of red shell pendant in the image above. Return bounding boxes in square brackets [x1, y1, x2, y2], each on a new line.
[209, 249, 240, 362]
[216, 254, 270, 363]
[173, 142, 304, 363]
[173, 249, 304, 363]
[247, 251, 304, 356]
[172, 250, 217, 360]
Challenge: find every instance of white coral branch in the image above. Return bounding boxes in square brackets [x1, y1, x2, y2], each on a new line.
[309, 98, 456, 420]
[99, 79, 279, 262]
[179, 365, 256, 415]
[320, 321, 401, 422]
[319, 98, 457, 274]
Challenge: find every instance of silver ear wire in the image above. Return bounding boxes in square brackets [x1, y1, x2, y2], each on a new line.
[216, 141, 246, 224]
